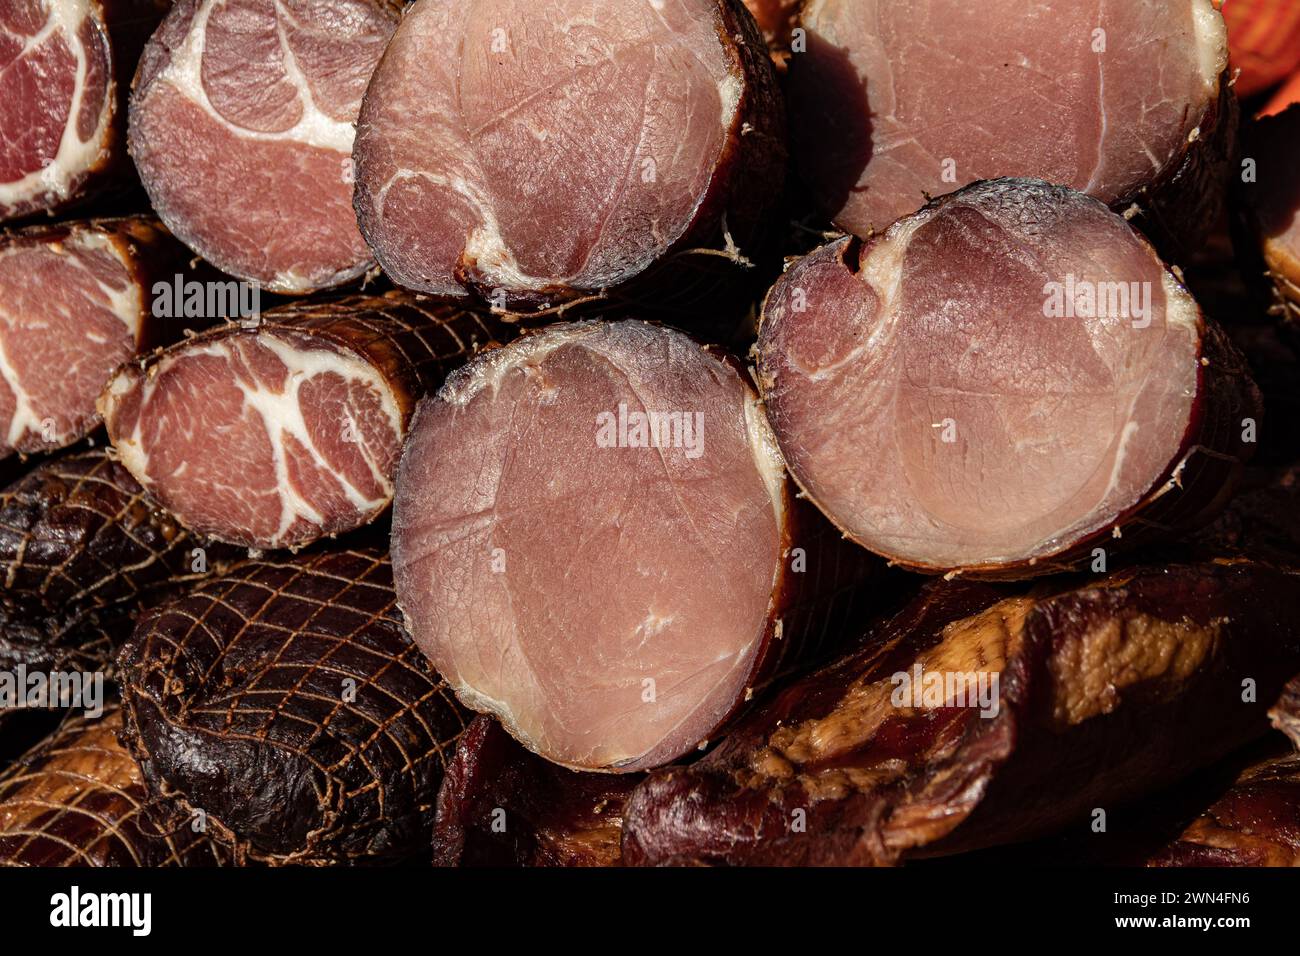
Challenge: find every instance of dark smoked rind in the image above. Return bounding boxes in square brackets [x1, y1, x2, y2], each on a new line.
[0, 448, 237, 676]
[622, 559, 1300, 866]
[0, 706, 226, 866]
[433, 715, 640, 867]
[117, 548, 471, 866]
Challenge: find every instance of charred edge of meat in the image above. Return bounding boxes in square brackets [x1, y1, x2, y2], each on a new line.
[433, 715, 640, 867]
[1268, 674, 1300, 750]
[621, 558, 1300, 866]
[116, 548, 471, 866]
[0, 448, 240, 674]
[1119, 71, 1239, 267]
[0, 705, 227, 866]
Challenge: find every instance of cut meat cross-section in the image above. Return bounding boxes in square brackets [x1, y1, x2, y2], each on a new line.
[756, 179, 1260, 576]
[352, 0, 786, 313]
[128, 0, 401, 293]
[99, 293, 513, 549]
[392, 320, 878, 773]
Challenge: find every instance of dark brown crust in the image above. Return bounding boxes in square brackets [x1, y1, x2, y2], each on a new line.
[0, 0, 168, 224]
[756, 186, 1262, 579]
[0, 705, 227, 867]
[100, 291, 515, 548]
[116, 547, 471, 866]
[0, 448, 239, 677]
[432, 715, 640, 867]
[1233, 105, 1300, 334]
[622, 557, 1300, 866]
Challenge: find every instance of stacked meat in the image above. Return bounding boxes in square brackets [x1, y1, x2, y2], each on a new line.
[2, 0, 1300, 871]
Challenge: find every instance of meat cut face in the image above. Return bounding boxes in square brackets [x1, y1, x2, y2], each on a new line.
[353, 0, 762, 304]
[392, 320, 791, 772]
[0, 0, 112, 221]
[757, 179, 1209, 572]
[128, 0, 398, 293]
[0, 223, 144, 456]
[789, 0, 1229, 235]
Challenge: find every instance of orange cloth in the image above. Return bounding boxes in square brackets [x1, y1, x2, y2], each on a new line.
[1225, 0, 1300, 97]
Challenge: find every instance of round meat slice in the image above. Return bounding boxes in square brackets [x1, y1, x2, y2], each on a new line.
[0, 217, 187, 459]
[99, 293, 512, 549]
[353, 0, 785, 313]
[1238, 105, 1300, 328]
[392, 320, 876, 773]
[756, 179, 1261, 576]
[128, 0, 400, 293]
[789, 0, 1232, 248]
[0, 0, 164, 222]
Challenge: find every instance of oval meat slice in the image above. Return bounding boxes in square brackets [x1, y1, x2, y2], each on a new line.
[789, 0, 1232, 248]
[353, 0, 785, 313]
[756, 179, 1260, 575]
[117, 547, 470, 865]
[0, 0, 163, 222]
[99, 293, 512, 549]
[128, 0, 400, 293]
[392, 320, 877, 773]
[0, 217, 188, 459]
[1238, 104, 1300, 329]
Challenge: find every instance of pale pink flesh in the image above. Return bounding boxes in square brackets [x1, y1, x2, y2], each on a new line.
[0, 0, 111, 219]
[757, 180, 1200, 570]
[129, 0, 396, 292]
[790, 0, 1226, 234]
[353, 0, 734, 296]
[0, 229, 141, 455]
[100, 331, 403, 548]
[392, 322, 785, 771]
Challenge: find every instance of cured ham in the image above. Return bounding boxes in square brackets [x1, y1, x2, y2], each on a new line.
[99, 293, 511, 549]
[128, 0, 400, 293]
[756, 179, 1259, 575]
[392, 319, 877, 772]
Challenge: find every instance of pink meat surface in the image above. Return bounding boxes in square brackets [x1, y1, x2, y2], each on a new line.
[391, 321, 792, 772]
[128, 0, 398, 293]
[0, 0, 112, 221]
[0, 225, 144, 456]
[756, 179, 1204, 571]
[353, 0, 757, 302]
[790, 0, 1228, 235]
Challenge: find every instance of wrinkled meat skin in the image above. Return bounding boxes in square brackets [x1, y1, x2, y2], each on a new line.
[128, 0, 399, 292]
[100, 293, 513, 549]
[756, 179, 1260, 576]
[433, 715, 640, 866]
[0, 217, 192, 458]
[622, 557, 1300, 866]
[393, 319, 878, 772]
[353, 0, 786, 314]
[0, 448, 240, 678]
[116, 547, 471, 865]
[0, 706, 227, 866]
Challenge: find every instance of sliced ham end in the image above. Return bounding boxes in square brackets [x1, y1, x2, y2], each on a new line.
[98, 294, 511, 550]
[352, 0, 784, 311]
[127, 0, 399, 293]
[392, 320, 870, 772]
[756, 178, 1260, 576]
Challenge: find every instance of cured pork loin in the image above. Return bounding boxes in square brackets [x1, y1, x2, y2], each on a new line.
[0, 706, 226, 866]
[100, 293, 511, 549]
[1238, 105, 1300, 329]
[128, 0, 400, 293]
[789, 0, 1235, 255]
[0, 0, 165, 222]
[352, 0, 785, 314]
[392, 320, 877, 772]
[116, 548, 471, 865]
[0, 217, 191, 459]
[0, 448, 237, 677]
[756, 179, 1260, 576]
[433, 715, 641, 867]
[621, 559, 1300, 866]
